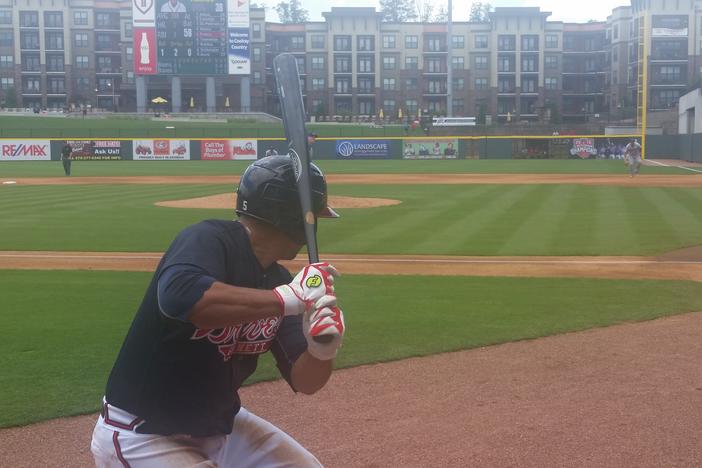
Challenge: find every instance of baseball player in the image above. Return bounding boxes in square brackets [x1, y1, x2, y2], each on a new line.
[624, 138, 642, 177]
[91, 155, 345, 467]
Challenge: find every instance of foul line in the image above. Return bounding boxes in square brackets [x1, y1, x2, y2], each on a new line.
[646, 159, 702, 173]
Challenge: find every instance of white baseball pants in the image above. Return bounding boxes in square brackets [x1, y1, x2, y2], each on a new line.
[91, 400, 323, 467]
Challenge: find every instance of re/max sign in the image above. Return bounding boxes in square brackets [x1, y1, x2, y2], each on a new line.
[0, 140, 51, 160]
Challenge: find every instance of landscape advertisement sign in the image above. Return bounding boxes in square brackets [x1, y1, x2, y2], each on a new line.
[133, 139, 190, 160]
[0, 140, 51, 161]
[200, 139, 257, 160]
[402, 139, 458, 159]
[64, 140, 124, 160]
[335, 139, 390, 159]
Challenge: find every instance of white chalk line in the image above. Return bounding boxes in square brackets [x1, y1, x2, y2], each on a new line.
[646, 159, 702, 173]
[1, 253, 701, 265]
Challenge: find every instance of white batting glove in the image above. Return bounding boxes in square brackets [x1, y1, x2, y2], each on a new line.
[273, 262, 339, 316]
[304, 295, 345, 361]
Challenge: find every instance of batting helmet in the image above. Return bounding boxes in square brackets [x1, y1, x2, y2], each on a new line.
[235, 155, 338, 244]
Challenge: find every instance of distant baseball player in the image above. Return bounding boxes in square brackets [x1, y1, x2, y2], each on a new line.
[91, 155, 345, 467]
[624, 138, 642, 177]
[60, 141, 73, 176]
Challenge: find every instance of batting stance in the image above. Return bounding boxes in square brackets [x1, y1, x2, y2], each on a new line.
[91, 156, 345, 467]
[624, 138, 642, 177]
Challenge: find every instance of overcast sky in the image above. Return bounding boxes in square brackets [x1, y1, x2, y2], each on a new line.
[267, 0, 630, 23]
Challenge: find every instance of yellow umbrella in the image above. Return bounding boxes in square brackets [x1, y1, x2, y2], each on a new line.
[379, 108, 384, 119]
[398, 108, 403, 120]
[507, 111, 512, 123]
[151, 97, 168, 104]
[225, 96, 230, 108]
[418, 107, 422, 118]
[189, 96, 194, 108]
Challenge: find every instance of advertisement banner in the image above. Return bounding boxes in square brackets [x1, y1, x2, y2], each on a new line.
[133, 139, 191, 160]
[200, 139, 257, 160]
[402, 139, 458, 159]
[64, 140, 123, 160]
[227, 0, 250, 75]
[134, 28, 157, 75]
[1, 140, 51, 161]
[570, 138, 597, 159]
[335, 140, 391, 160]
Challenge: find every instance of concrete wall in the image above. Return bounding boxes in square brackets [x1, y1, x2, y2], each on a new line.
[679, 88, 702, 134]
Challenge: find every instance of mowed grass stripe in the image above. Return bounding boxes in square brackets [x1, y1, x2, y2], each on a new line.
[638, 188, 690, 250]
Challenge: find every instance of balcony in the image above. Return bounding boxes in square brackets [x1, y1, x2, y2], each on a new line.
[422, 69, 447, 75]
[22, 88, 41, 95]
[96, 67, 122, 75]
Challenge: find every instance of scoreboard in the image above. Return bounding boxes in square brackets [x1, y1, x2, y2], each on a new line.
[156, 0, 227, 74]
[133, 0, 250, 76]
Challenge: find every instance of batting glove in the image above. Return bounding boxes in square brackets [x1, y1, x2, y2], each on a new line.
[304, 295, 345, 361]
[273, 262, 339, 316]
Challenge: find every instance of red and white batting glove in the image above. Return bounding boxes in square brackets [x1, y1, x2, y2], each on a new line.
[304, 295, 345, 361]
[273, 262, 339, 316]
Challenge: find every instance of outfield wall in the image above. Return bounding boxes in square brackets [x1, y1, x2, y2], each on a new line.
[0, 135, 697, 162]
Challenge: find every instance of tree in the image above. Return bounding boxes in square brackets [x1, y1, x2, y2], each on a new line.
[2, 86, 17, 108]
[433, 5, 448, 22]
[380, 0, 417, 22]
[415, 0, 434, 22]
[275, 0, 308, 23]
[469, 2, 491, 22]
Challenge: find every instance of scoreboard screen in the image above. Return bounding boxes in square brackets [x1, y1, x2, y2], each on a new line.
[155, 0, 227, 75]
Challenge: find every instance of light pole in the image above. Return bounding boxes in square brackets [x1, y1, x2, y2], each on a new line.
[446, 0, 453, 117]
[107, 81, 116, 111]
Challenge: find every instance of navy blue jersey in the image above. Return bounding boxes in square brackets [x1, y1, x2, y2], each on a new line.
[105, 220, 307, 437]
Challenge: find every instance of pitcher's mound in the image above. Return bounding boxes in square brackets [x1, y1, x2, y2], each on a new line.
[156, 193, 401, 209]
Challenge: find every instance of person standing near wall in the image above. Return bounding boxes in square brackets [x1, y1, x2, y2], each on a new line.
[624, 138, 642, 177]
[61, 142, 73, 176]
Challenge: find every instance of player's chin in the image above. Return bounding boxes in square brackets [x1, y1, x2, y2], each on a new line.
[281, 240, 305, 260]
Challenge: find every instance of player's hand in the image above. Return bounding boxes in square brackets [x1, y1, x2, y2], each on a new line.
[273, 262, 339, 316]
[304, 295, 345, 361]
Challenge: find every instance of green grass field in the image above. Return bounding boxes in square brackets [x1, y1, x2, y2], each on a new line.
[1, 158, 701, 427]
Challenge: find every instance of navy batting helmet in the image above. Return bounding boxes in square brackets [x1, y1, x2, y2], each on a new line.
[235, 155, 338, 243]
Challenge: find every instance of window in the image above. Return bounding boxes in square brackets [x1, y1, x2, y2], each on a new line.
[21, 54, 40, 71]
[311, 78, 325, 90]
[252, 71, 262, 84]
[405, 99, 418, 115]
[452, 35, 464, 49]
[383, 34, 395, 49]
[653, 89, 681, 108]
[20, 31, 39, 50]
[291, 36, 304, 49]
[405, 56, 418, 69]
[0, 55, 13, 68]
[405, 35, 418, 49]
[452, 99, 464, 115]
[545, 34, 558, 49]
[75, 32, 89, 48]
[311, 35, 325, 49]
[358, 35, 374, 51]
[383, 78, 396, 90]
[23, 76, 40, 92]
[0, 10, 12, 25]
[451, 57, 464, 70]
[659, 65, 682, 83]
[474, 77, 488, 90]
[427, 79, 443, 94]
[498, 77, 514, 93]
[359, 100, 373, 116]
[426, 37, 443, 52]
[44, 12, 63, 28]
[383, 56, 396, 70]
[335, 99, 351, 113]
[545, 55, 558, 69]
[0, 31, 12, 47]
[545, 77, 558, 90]
[252, 47, 261, 62]
[498, 55, 514, 72]
[358, 77, 373, 93]
[452, 77, 464, 91]
[334, 35, 351, 51]
[474, 55, 488, 70]
[75, 77, 91, 88]
[405, 78, 417, 90]
[124, 22, 132, 37]
[45, 31, 64, 50]
[521, 56, 537, 72]
[334, 55, 351, 73]
[97, 56, 114, 72]
[474, 35, 488, 48]
[584, 58, 596, 72]
[498, 35, 515, 51]
[47, 55, 64, 72]
[0, 77, 14, 89]
[76, 55, 90, 68]
[295, 56, 305, 73]
[358, 56, 373, 73]
[612, 48, 618, 62]
[521, 35, 538, 51]
[252, 23, 261, 39]
[74, 11, 89, 25]
[425, 58, 442, 73]
[19, 11, 39, 27]
[311, 56, 325, 70]
[383, 99, 396, 112]
[614, 25, 619, 40]
[126, 47, 133, 60]
[522, 77, 537, 93]
[335, 77, 350, 93]
[47, 77, 65, 93]
[96, 12, 116, 29]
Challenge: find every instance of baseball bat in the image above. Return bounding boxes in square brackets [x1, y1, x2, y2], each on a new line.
[273, 53, 332, 344]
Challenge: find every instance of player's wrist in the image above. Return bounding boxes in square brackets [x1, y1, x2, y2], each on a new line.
[273, 285, 303, 316]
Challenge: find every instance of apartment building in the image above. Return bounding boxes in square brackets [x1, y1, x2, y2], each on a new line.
[0, 1, 700, 122]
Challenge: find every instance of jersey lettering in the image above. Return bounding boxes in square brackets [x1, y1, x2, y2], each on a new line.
[191, 316, 281, 360]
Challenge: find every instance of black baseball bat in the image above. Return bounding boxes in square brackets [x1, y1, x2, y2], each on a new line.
[273, 53, 332, 343]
